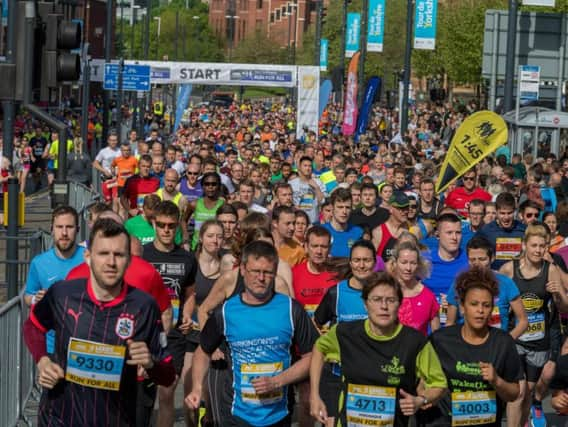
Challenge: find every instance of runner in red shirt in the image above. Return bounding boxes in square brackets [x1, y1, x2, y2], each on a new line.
[292, 225, 337, 316]
[291, 225, 336, 427]
[444, 168, 492, 218]
[121, 154, 160, 217]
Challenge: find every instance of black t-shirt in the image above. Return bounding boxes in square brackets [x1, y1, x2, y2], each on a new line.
[349, 207, 390, 231]
[420, 325, 522, 427]
[142, 243, 197, 328]
[30, 279, 168, 426]
[30, 135, 48, 159]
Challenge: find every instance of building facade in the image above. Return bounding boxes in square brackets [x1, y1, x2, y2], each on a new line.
[209, 0, 320, 53]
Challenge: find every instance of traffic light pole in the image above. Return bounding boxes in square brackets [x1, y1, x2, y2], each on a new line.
[103, 0, 113, 144]
[117, 58, 124, 136]
[81, 58, 91, 154]
[3, 0, 17, 299]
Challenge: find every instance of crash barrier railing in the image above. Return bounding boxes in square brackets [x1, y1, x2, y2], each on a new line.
[67, 181, 101, 242]
[0, 229, 51, 427]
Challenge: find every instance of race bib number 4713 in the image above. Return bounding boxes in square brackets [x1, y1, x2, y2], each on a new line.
[346, 384, 396, 426]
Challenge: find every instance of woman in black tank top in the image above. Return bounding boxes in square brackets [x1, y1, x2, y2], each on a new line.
[194, 220, 223, 315]
[499, 223, 568, 427]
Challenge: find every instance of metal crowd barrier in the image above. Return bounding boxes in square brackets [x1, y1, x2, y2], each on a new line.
[0, 229, 51, 427]
[67, 181, 101, 242]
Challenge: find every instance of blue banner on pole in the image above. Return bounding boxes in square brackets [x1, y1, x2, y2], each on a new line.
[319, 79, 333, 119]
[2, 0, 8, 25]
[320, 39, 328, 71]
[174, 84, 192, 133]
[414, 0, 438, 50]
[367, 0, 385, 53]
[356, 77, 381, 140]
[346, 12, 361, 58]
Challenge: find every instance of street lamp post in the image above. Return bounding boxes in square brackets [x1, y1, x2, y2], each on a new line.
[131, 5, 140, 58]
[225, 15, 239, 61]
[154, 16, 161, 60]
[400, 0, 414, 137]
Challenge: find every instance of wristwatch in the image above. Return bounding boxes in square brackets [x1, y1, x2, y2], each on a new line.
[420, 395, 429, 407]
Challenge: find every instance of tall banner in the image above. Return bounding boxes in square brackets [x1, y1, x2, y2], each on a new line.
[367, 0, 385, 53]
[320, 39, 328, 71]
[346, 12, 361, 58]
[296, 66, 320, 138]
[319, 79, 333, 118]
[435, 111, 508, 194]
[356, 77, 381, 139]
[414, 0, 438, 50]
[174, 84, 192, 133]
[342, 52, 360, 136]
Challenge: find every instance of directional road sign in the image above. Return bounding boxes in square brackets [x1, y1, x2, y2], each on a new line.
[103, 63, 151, 92]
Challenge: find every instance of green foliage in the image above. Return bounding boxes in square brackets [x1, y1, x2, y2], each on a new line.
[122, 2, 223, 62]
[230, 30, 289, 64]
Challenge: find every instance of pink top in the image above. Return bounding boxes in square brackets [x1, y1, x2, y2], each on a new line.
[398, 285, 439, 336]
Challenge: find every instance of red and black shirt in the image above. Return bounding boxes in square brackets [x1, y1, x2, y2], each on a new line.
[29, 278, 171, 426]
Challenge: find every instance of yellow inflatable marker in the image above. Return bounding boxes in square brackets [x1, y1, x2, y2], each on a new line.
[435, 111, 508, 194]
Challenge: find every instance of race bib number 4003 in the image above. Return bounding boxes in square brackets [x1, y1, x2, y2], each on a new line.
[65, 337, 126, 391]
[451, 390, 497, 426]
[346, 384, 396, 427]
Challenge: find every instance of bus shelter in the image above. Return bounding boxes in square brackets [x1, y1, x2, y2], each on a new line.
[502, 107, 568, 158]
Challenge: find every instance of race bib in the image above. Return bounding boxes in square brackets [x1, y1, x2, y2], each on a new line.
[172, 297, 180, 324]
[495, 237, 522, 260]
[519, 312, 545, 342]
[304, 304, 318, 318]
[437, 295, 447, 326]
[136, 193, 151, 210]
[66, 337, 126, 391]
[240, 362, 283, 405]
[299, 192, 315, 211]
[488, 299, 501, 328]
[346, 384, 396, 427]
[451, 390, 497, 426]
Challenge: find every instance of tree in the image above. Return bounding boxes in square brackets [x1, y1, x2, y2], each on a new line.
[231, 30, 288, 64]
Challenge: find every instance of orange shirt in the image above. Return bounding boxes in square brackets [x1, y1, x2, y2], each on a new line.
[278, 239, 305, 267]
[112, 156, 138, 187]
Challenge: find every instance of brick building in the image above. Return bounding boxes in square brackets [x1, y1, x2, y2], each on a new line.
[209, 0, 323, 52]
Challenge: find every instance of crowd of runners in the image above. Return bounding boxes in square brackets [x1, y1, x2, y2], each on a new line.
[15, 97, 568, 426]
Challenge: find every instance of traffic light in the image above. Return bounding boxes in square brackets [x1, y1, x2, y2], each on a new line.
[44, 14, 81, 87]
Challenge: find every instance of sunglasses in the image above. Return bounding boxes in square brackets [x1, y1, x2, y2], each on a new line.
[463, 176, 476, 182]
[524, 213, 539, 219]
[203, 181, 219, 187]
[187, 172, 199, 176]
[155, 221, 177, 230]
[408, 205, 417, 209]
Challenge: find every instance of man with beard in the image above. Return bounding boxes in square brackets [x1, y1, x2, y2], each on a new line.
[156, 169, 188, 215]
[186, 241, 317, 426]
[24, 206, 85, 351]
[23, 218, 175, 426]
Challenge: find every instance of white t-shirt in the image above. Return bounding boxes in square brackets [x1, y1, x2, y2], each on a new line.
[95, 146, 120, 173]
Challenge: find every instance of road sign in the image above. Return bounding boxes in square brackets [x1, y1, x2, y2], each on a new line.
[103, 63, 151, 92]
[519, 65, 540, 102]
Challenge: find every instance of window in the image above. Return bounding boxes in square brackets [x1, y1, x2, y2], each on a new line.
[257, 0, 262, 9]
[270, 12, 275, 23]
[276, 9, 281, 20]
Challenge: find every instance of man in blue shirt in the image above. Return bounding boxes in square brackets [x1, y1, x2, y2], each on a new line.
[323, 188, 363, 258]
[422, 213, 469, 326]
[24, 205, 85, 352]
[446, 236, 528, 337]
